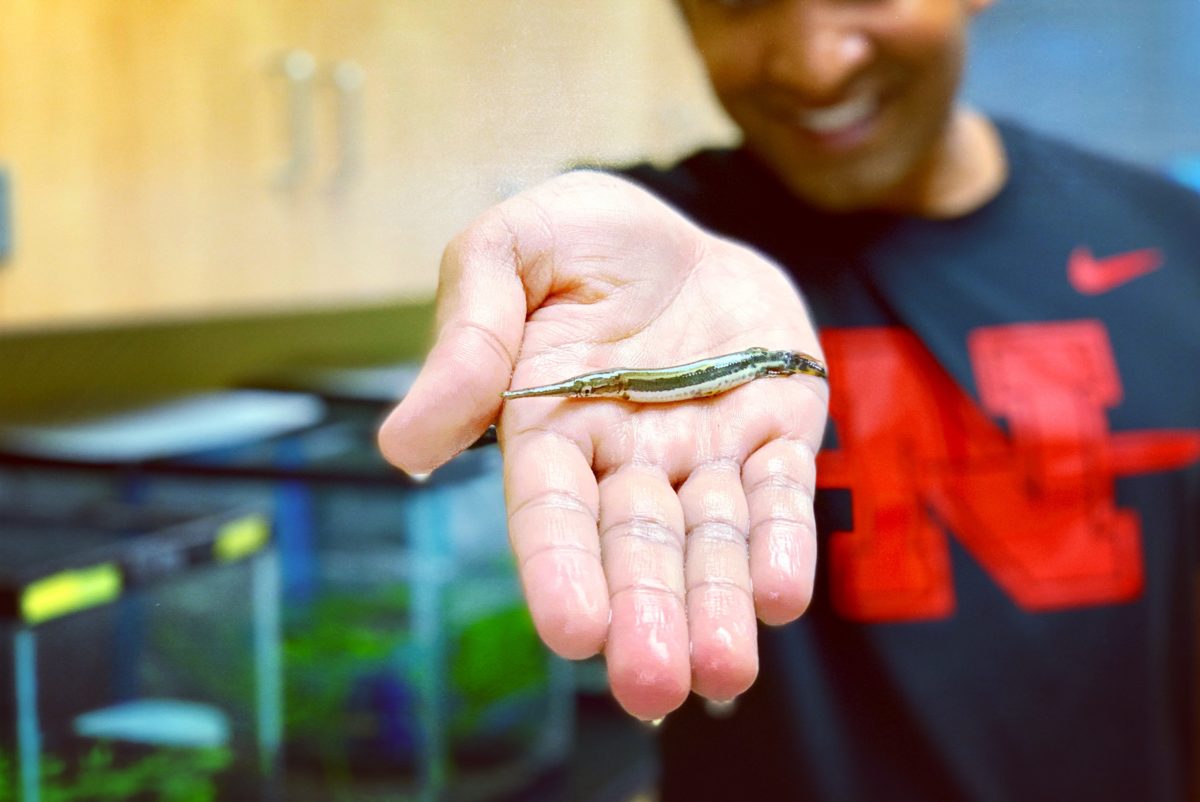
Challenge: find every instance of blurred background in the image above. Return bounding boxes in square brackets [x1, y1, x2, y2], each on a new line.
[0, 1, 1196, 801]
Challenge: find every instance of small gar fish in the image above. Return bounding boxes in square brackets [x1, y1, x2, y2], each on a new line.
[501, 346, 827, 403]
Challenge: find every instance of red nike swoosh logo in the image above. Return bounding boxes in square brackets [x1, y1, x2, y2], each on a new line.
[1067, 246, 1163, 295]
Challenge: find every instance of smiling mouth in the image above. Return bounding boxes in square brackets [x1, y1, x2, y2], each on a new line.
[795, 95, 880, 136]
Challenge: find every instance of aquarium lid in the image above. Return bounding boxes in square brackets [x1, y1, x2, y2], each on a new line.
[0, 390, 325, 463]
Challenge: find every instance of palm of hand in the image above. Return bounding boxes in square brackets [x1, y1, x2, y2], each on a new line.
[381, 172, 827, 719]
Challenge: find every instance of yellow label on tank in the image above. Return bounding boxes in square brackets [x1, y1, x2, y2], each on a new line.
[22, 563, 122, 625]
[214, 515, 270, 563]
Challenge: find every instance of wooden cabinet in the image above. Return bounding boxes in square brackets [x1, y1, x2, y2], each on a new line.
[0, 1, 301, 326]
[0, 0, 734, 331]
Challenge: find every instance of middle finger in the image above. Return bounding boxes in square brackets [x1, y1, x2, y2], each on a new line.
[677, 460, 758, 702]
[598, 464, 691, 719]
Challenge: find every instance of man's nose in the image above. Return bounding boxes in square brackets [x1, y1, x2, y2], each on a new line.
[764, 5, 872, 102]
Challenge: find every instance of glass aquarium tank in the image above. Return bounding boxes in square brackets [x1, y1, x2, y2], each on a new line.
[148, 418, 573, 802]
[0, 502, 280, 802]
[0, 386, 572, 802]
[274, 444, 571, 802]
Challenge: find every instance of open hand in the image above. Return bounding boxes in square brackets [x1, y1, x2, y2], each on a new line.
[379, 171, 828, 719]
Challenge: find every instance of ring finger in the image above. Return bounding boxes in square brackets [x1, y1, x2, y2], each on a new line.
[598, 464, 690, 720]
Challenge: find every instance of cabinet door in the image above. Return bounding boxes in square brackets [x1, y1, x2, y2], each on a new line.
[264, 0, 736, 310]
[0, 0, 732, 331]
[0, 0, 315, 329]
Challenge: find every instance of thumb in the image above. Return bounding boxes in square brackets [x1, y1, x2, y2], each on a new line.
[378, 206, 540, 475]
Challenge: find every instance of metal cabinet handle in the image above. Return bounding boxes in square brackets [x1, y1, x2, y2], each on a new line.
[273, 49, 317, 191]
[0, 167, 12, 265]
[327, 60, 365, 194]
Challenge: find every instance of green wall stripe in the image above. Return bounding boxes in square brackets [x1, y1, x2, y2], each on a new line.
[0, 301, 434, 422]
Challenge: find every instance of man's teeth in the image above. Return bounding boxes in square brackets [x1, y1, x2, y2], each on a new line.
[797, 97, 877, 133]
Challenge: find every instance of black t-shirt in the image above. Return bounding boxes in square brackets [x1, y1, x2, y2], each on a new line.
[617, 121, 1200, 801]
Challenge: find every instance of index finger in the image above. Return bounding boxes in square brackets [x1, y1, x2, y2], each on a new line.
[503, 427, 610, 659]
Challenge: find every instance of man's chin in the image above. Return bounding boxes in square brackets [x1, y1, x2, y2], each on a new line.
[779, 172, 899, 214]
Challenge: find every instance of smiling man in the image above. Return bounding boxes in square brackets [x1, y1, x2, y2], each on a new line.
[380, 1, 1200, 799]
[679, 0, 1006, 216]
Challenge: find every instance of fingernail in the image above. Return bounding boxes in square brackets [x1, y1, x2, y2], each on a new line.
[407, 471, 432, 484]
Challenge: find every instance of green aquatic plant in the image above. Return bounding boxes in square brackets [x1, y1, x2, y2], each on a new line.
[0, 743, 232, 802]
[0, 750, 11, 802]
[450, 603, 550, 739]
